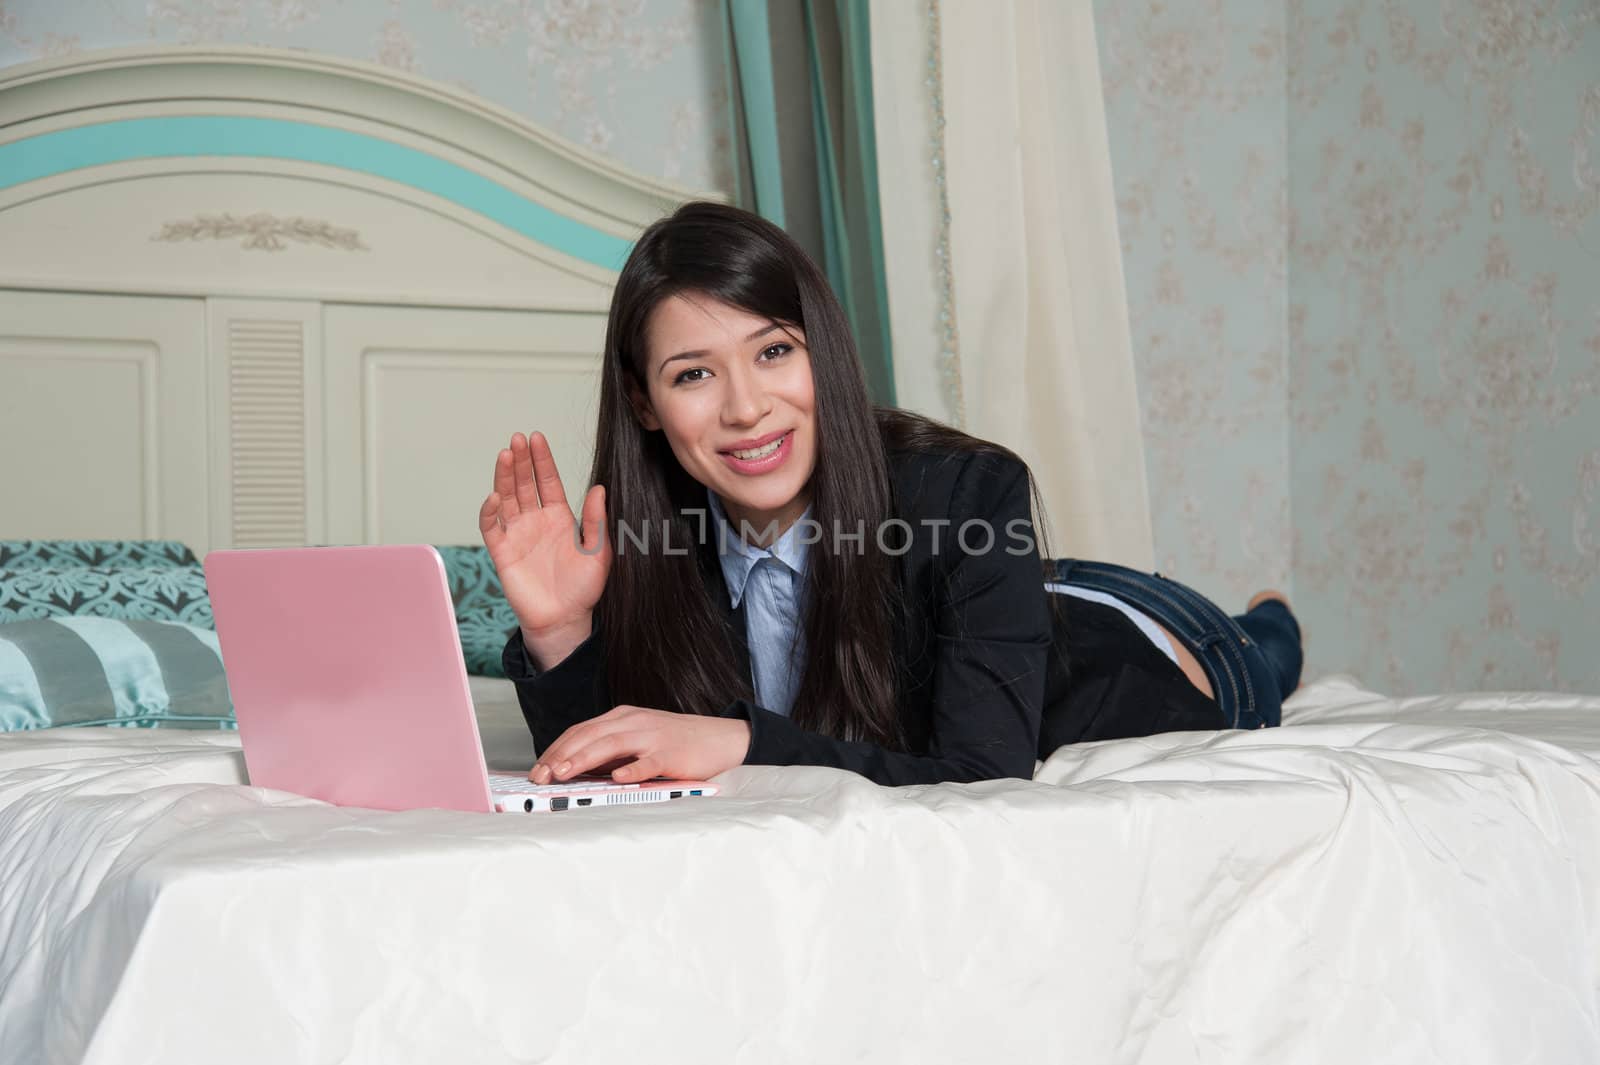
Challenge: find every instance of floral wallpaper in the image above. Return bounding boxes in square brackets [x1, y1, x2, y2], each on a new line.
[1287, 0, 1599, 694]
[1096, 0, 1600, 695]
[0, 0, 734, 192]
[1092, 1, 1293, 615]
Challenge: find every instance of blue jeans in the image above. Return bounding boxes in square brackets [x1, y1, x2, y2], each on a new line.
[1045, 559, 1303, 729]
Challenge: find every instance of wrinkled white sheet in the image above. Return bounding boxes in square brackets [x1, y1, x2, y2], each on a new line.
[2, 676, 1599, 1065]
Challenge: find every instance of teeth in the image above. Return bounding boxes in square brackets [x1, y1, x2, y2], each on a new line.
[731, 434, 785, 461]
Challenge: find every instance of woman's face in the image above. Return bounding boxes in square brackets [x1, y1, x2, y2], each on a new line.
[634, 291, 817, 542]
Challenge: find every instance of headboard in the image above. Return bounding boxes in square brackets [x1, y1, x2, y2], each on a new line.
[0, 46, 721, 553]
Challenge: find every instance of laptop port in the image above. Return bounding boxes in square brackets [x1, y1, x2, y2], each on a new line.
[670, 790, 682, 799]
[550, 797, 569, 811]
[576, 797, 592, 807]
[523, 799, 534, 812]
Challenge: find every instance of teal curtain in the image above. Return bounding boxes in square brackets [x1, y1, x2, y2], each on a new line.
[720, 0, 896, 405]
[722, 0, 785, 225]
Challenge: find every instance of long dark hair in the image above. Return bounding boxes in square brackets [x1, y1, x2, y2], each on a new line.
[591, 201, 1050, 748]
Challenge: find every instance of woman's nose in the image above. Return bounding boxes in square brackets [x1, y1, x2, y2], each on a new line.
[722, 366, 772, 425]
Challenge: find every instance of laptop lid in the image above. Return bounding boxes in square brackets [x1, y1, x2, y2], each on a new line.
[205, 545, 496, 813]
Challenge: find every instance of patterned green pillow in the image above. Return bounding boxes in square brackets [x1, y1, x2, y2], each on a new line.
[0, 540, 198, 569]
[0, 565, 214, 628]
[0, 541, 512, 678]
[435, 546, 517, 678]
[0, 617, 233, 730]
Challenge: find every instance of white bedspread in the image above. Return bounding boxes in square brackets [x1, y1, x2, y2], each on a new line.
[3, 677, 1599, 1065]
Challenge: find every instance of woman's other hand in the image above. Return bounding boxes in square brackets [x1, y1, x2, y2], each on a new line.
[529, 706, 751, 785]
[479, 431, 611, 669]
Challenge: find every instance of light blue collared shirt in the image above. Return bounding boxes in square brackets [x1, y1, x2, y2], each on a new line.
[706, 490, 811, 718]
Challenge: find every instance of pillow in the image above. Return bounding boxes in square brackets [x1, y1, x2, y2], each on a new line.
[0, 565, 214, 627]
[0, 540, 199, 569]
[434, 545, 517, 678]
[0, 617, 234, 730]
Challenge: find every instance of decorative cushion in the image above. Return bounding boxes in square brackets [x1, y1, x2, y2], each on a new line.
[0, 565, 214, 628]
[0, 542, 512, 681]
[0, 540, 198, 569]
[435, 546, 517, 678]
[0, 617, 233, 730]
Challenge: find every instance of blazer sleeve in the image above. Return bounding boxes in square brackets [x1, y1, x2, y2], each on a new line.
[501, 627, 611, 757]
[717, 452, 1052, 786]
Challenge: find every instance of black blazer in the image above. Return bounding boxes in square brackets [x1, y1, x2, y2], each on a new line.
[502, 447, 1055, 786]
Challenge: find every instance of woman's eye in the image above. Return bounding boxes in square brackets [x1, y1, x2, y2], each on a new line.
[673, 367, 710, 385]
[759, 343, 793, 361]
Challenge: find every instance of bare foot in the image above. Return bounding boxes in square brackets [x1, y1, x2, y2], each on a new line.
[1247, 588, 1291, 612]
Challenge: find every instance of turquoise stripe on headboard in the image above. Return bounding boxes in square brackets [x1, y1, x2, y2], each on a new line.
[0, 115, 634, 271]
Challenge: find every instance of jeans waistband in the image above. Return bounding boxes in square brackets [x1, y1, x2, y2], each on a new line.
[1045, 559, 1262, 728]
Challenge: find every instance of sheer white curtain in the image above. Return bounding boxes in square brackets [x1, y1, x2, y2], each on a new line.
[871, 0, 1153, 567]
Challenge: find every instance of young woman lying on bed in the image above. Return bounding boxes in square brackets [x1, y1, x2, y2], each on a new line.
[480, 202, 1303, 787]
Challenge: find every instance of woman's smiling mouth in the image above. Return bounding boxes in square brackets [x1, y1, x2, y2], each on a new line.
[720, 430, 793, 473]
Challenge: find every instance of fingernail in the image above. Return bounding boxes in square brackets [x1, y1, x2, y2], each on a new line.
[556, 761, 571, 777]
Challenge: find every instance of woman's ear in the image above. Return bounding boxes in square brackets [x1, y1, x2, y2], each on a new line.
[626, 380, 662, 431]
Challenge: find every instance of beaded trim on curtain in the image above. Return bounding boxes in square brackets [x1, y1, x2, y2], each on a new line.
[925, 0, 966, 428]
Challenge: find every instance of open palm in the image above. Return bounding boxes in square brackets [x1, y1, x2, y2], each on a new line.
[478, 431, 611, 639]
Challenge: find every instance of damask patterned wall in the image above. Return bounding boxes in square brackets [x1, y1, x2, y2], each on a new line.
[1097, 0, 1600, 694]
[0, 0, 734, 192]
[1289, 0, 1599, 694]
[1092, 0, 1293, 610]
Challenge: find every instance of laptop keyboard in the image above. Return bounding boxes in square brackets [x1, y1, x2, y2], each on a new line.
[488, 773, 641, 795]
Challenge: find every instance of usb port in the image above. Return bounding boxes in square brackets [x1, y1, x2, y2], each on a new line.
[689, 789, 702, 796]
[670, 790, 683, 799]
[576, 797, 592, 807]
[550, 797, 569, 811]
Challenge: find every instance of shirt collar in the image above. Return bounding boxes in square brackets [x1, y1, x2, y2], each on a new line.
[706, 489, 812, 609]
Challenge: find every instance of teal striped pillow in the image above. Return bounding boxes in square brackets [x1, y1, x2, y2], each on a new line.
[0, 618, 234, 730]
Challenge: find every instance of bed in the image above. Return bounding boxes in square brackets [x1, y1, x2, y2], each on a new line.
[2, 675, 1599, 1064]
[6, 47, 1600, 1065]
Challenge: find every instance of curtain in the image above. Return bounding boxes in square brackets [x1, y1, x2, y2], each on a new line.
[870, 0, 1154, 567]
[720, 0, 896, 405]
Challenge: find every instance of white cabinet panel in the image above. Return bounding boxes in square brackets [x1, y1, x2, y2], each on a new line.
[322, 305, 605, 547]
[0, 291, 209, 550]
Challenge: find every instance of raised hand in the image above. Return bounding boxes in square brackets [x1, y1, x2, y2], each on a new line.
[478, 431, 611, 668]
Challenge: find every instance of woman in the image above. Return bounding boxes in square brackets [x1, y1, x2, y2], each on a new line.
[480, 202, 1302, 788]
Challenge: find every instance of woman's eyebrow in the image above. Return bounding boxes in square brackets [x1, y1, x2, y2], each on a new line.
[658, 323, 786, 376]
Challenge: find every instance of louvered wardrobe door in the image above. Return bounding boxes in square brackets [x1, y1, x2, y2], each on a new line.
[207, 299, 323, 549]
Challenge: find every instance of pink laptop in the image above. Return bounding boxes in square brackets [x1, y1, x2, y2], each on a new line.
[203, 545, 717, 813]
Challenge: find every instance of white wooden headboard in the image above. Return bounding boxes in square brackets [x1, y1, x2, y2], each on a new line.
[0, 46, 721, 553]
